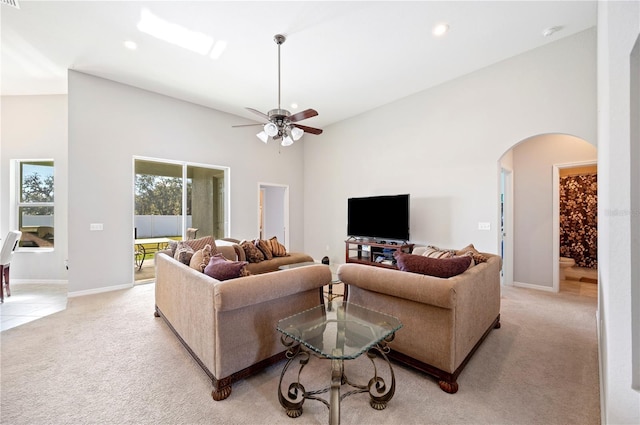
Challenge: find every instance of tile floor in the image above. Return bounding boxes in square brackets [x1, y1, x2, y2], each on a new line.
[0, 283, 68, 332]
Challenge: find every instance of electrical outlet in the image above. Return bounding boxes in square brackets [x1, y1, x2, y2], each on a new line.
[478, 222, 491, 230]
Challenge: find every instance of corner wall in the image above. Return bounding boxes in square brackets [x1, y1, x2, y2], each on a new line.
[67, 71, 306, 295]
[303, 28, 597, 273]
[0, 95, 69, 282]
[597, 1, 640, 422]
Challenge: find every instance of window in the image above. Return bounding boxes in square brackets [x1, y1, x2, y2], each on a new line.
[15, 160, 55, 248]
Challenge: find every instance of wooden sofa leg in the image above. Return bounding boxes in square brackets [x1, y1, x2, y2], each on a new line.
[211, 385, 232, 401]
[438, 380, 459, 394]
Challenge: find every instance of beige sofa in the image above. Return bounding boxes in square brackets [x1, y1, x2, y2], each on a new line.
[155, 251, 331, 400]
[337, 247, 501, 393]
[216, 238, 314, 274]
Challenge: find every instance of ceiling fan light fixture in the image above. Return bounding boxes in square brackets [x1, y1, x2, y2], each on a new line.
[264, 122, 279, 137]
[257, 131, 269, 143]
[281, 135, 294, 147]
[290, 126, 304, 141]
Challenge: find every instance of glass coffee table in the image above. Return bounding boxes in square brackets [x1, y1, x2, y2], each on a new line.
[277, 301, 402, 425]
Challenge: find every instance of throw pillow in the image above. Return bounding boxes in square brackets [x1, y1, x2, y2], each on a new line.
[174, 241, 195, 265]
[394, 251, 472, 278]
[255, 239, 273, 260]
[422, 245, 455, 259]
[168, 240, 179, 257]
[268, 236, 287, 257]
[168, 235, 217, 257]
[240, 240, 265, 263]
[185, 236, 217, 254]
[189, 243, 213, 272]
[204, 254, 249, 281]
[455, 244, 488, 264]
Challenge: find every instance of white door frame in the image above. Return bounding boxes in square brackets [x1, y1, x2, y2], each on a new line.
[257, 182, 289, 248]
[500, 166, 514, 287]
[552, 160, 597, 292]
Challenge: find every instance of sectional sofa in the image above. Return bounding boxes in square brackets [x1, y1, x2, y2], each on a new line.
[154, 249, 331, 400]
[338, 246, 501, 393]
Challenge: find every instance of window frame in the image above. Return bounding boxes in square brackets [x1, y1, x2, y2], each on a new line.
[11, 159, 56, 251]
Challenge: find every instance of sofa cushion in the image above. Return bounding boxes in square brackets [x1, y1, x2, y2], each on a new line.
[240, 240, 265, 263]
[422, 245, 455, 259]
[456, 244, 488, 264]
[394, 251, 472, 278]
[255, 239, 273, 260]
[268, 237, 287, 257]
[204, 253, 250, 281]
[190, 243, 213, 272]
[174, 241, 195, 265]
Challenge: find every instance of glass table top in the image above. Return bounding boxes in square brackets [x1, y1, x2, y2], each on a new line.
[277, 301, 402, 360]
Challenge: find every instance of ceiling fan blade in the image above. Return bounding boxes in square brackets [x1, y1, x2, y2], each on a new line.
[232, 123, 264, 128]
[289, 108, 318, 123]
[231, 123, 264, 127]
[292, 124, 323, 135]
[246, 107, 270, 120]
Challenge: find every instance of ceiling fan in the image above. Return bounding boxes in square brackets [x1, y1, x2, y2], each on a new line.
[233, 34, 323, 146]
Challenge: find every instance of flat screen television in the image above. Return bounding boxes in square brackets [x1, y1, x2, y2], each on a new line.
[347, 194, 410, 241]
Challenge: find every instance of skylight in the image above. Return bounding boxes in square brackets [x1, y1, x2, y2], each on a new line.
[137, 8, 226, 59]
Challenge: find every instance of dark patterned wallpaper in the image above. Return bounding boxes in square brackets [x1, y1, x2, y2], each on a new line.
[559, 174, 598, 269]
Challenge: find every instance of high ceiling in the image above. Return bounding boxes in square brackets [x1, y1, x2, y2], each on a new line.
[1, 1, 597, 128]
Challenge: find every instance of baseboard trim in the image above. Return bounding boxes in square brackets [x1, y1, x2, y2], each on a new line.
[12, 279, 68, 285]
[513, 281, 556, 292]
[68, 283, 133, 298]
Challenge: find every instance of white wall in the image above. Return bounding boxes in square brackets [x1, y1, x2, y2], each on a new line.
[512, 134, 596, 289]
[597, 1, 640, 423]
[67, 71, 306, 295]
[1, 95, 69, 282]
[303, 28, 597, 267]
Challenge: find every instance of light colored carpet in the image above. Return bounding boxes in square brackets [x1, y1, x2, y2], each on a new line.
[0, 284, 599, 424]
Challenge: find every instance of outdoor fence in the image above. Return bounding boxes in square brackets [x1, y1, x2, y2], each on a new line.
[134, 215, 192, 238]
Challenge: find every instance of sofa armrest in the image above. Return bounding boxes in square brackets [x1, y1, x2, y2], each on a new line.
[214, 264, 331, 312]
[338, 263, 456, 309]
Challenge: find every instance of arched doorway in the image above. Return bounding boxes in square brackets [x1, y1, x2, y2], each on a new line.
[498, 133, 596, 293]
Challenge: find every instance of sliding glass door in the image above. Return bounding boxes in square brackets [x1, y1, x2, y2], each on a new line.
[134, 158, 229, 282]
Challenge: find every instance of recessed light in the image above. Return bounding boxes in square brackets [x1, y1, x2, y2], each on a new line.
[432, 23, 449, 37]
[124, 40, 138, 50]
[290, 103, 298, 109]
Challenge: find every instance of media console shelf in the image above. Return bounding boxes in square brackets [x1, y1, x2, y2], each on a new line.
[345, 239, 414, 269]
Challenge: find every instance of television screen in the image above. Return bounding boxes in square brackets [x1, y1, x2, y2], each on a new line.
[347, 194, 410, 241]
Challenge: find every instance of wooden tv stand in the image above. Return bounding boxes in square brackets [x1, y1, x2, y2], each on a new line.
[345, 239, 414, 269]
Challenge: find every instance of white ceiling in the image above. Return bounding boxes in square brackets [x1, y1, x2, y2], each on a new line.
[1, 1, 597, 129]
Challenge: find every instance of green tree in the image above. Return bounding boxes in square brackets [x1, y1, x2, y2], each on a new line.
[21, 172, 54, 215]
[135, 174, 190, 215]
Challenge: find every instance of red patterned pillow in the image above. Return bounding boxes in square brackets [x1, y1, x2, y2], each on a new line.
[394, 251, 472, 278]
[204, 254, 249, 281]
[240, 240, 265, 263]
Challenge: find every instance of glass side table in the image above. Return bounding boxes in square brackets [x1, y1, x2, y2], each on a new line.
[276, 301, 402, 425]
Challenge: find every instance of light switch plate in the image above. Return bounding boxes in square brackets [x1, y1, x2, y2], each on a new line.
[90, 223, 103, 231]
[478, 222, 491, 230]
